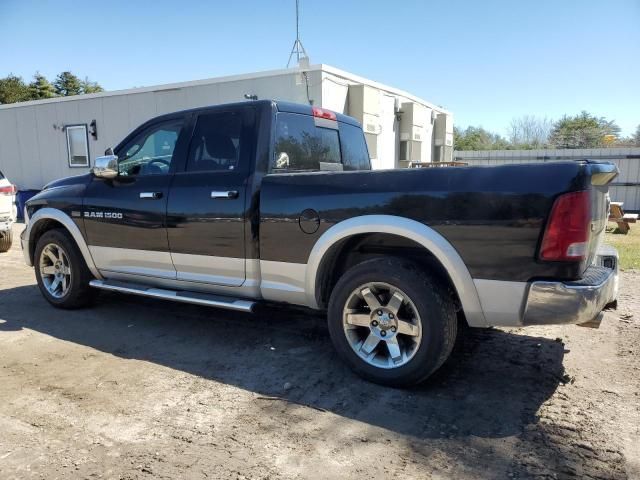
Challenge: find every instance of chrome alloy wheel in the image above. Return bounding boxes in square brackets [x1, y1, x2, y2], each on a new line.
[342, 282, 423, 369]
[39, 243, 72, 299]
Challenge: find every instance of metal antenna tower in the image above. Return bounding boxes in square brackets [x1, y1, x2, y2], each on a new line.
[287, 0, 308, 68]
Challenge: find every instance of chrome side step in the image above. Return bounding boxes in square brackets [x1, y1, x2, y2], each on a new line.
[89, 279, 255, 312]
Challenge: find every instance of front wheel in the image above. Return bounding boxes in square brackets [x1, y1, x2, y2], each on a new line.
[327, 257, 457, 387]
[34, 229, 96, 309]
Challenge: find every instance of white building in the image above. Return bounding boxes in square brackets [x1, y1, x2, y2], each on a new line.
[0, 64, 453, 190]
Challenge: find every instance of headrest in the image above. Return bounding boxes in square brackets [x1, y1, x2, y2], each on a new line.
[205, 134, 236, 160]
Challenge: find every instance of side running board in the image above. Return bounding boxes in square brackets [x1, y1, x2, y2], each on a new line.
[89, 279, 255, 312]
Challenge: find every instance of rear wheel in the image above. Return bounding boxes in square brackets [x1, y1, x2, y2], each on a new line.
[327, 257, 457, 387]
[34, 229, 95, 309]
[0, 230, 12, 252]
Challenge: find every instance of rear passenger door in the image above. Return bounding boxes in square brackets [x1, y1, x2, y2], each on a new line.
[166, 107, 254, 286]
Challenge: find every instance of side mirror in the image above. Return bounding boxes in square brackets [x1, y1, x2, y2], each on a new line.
[92, 155, 118, 179]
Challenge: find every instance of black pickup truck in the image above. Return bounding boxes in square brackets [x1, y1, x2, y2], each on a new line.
[21, 100, 619, 386]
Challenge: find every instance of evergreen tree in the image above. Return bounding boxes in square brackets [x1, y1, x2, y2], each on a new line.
[53, 71, 83, 96]
[80, 76, 104, 94]
[549, 111, 621, 148]
[28, 72, 56, 99]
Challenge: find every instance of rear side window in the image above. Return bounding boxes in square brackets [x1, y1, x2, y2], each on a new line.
[340, 123, 371, 171]
[187, 112, 242, 172]
[0, 170, 4, 179]
[273, 112, 341, 172]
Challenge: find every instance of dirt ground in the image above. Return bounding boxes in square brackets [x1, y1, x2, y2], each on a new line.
[0, 223, 638, 480]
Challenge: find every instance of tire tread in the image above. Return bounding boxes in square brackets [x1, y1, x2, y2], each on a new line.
[0, 230, 12, 252]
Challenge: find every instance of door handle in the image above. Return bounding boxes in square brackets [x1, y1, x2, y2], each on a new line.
[211, 190, 239, 199]
[140, 192, 163, 199]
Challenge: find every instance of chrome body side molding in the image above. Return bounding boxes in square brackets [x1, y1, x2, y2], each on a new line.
[89, 279, 255, 312]
[21, 207, 103, 280]
[304, 215, 488, 327]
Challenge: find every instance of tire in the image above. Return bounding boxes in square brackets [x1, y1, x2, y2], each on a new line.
[0, 230, 12, 252]
[34, 228, 96, 309]
[327, 257, 457, 387]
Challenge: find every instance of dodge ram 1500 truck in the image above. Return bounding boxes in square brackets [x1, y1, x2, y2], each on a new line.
[21, 100, 619, 386]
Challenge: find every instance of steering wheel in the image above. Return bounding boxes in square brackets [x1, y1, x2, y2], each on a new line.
[144, 158, 170, 174]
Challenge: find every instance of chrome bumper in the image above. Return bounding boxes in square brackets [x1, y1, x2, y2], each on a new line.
[523, 253, 618, 326]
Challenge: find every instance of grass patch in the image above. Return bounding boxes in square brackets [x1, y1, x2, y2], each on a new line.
[605, 222, 640, 270]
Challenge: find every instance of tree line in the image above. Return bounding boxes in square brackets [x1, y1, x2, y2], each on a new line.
[0, 72, 103, 104]
[455, 112, 640, 150]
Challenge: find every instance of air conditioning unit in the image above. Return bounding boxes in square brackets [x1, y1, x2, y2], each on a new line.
[348, 84, 381, 135]
[399, 102, 426, 143]
[434, 113, 453, 147]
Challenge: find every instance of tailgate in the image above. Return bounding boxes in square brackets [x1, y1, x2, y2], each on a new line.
[586, 161, 619, 267]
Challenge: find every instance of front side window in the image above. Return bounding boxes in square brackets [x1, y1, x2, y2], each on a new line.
[66, 125, 89, 167]
[273, 112, 341, 172]
[117, 119, 183, 176]
[186, 112, 242, 172]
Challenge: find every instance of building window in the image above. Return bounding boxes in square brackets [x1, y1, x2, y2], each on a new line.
[65, 125, 89, 167]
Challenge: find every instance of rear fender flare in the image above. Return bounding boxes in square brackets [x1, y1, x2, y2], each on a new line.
[305, 215, 487, 327]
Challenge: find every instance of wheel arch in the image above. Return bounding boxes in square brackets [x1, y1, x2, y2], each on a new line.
[306, 215, 487, 327]
[25, 208, 102, 280]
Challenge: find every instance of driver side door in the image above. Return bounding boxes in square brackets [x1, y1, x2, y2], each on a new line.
[83, 115, 189, 279]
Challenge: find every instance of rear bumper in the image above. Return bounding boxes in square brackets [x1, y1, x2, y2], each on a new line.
[523, 264, 617, 325]
[473, 246, 618, 327]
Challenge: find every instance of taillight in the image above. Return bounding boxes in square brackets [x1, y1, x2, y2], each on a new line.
[312, 106, 337, 121]
[0, 184, 17, 196]
[540, 191, 591, 262]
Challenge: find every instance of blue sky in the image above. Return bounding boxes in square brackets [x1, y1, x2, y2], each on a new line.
[1, 0, 639, 136]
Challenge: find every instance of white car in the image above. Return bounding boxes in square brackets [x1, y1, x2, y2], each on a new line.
[0, 170, 17, 252]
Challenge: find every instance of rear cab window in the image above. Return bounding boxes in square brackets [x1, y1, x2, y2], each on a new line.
[271, 112, 370, 173]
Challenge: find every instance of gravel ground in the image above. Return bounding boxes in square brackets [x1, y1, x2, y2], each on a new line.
[0, 224, 638, 479]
